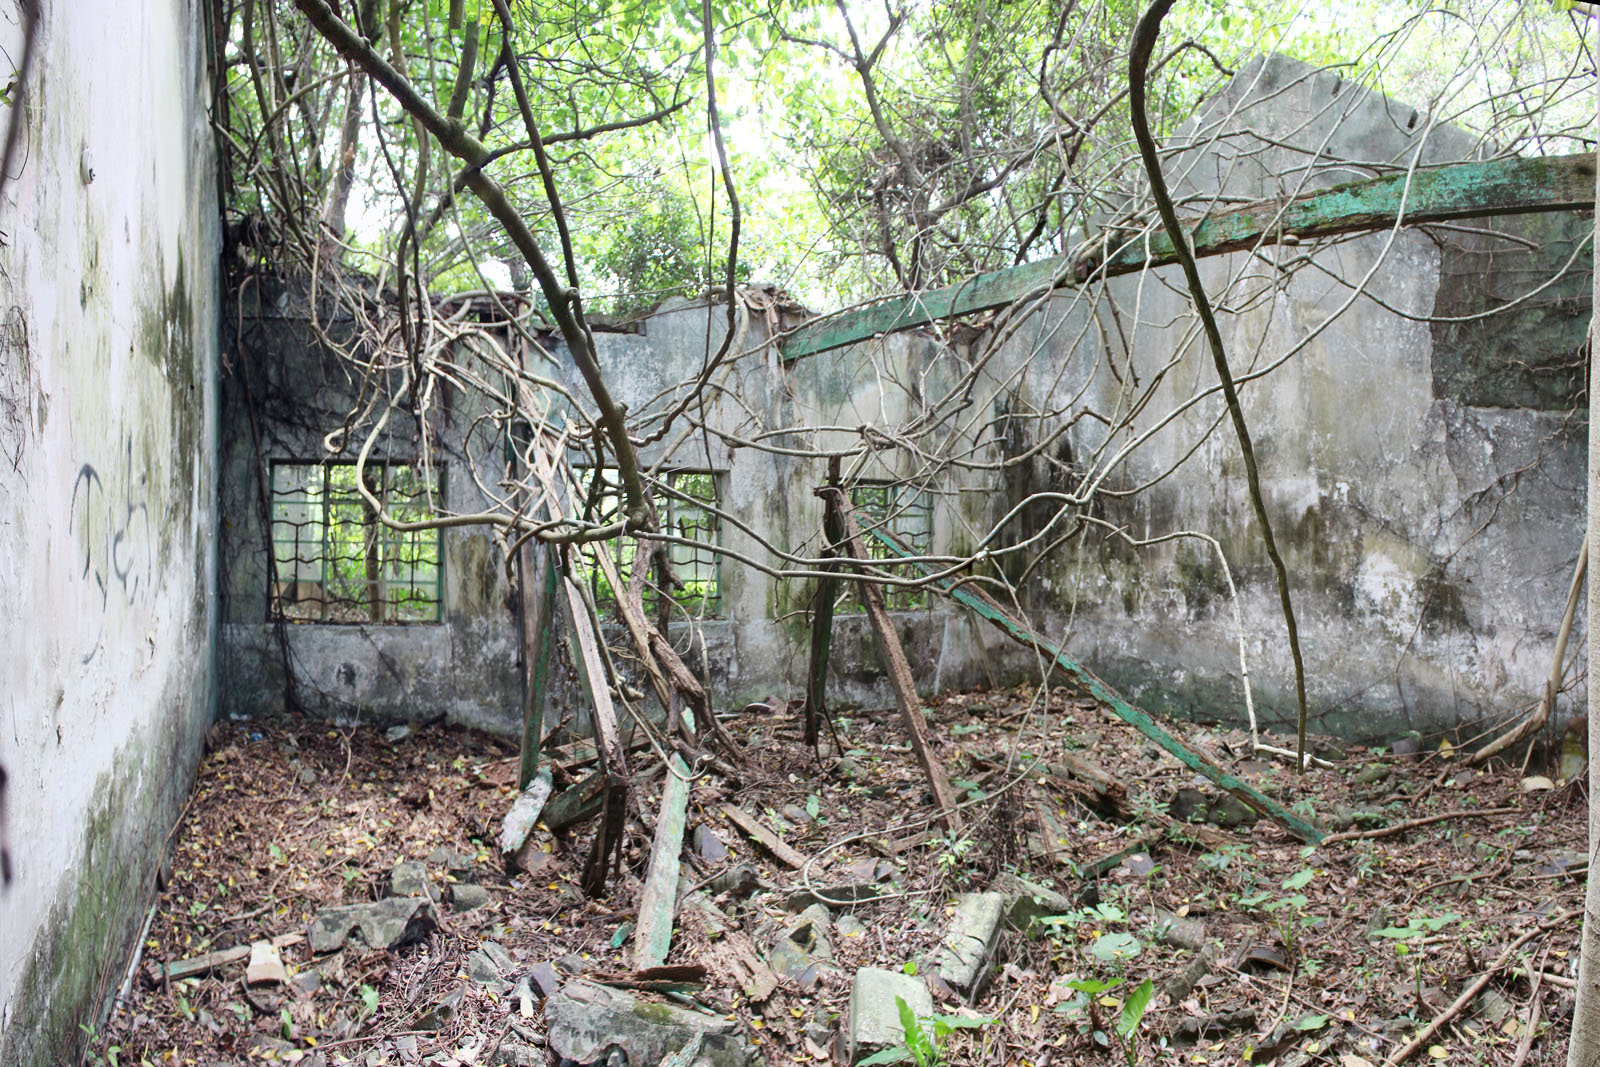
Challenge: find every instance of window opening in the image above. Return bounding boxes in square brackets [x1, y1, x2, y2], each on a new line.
[269, 461, 443, 623]
[845, 481, 933, 611]
[574, 469, 722, 620]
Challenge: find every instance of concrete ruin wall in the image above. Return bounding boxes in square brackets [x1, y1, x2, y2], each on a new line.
[0, 2, 220, 1063]
[218, 294, 1011, 734]
[1002, 55, 1590, 741]
[216, 54, 1588, 750]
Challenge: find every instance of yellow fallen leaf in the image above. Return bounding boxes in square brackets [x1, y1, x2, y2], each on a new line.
[1428, 1046, 1449, 1060]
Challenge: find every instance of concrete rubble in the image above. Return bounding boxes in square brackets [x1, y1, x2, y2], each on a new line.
[545, 979, 753, 1067]
[847, 967, 932, 1063]
[307, 896, 440, 953]
[936, 892, 1006, 1002]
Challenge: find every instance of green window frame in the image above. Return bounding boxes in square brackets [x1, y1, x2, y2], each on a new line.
[268, 460, 444, 623]
[846, 481, 933, 612]
[574, 468, 723, 620]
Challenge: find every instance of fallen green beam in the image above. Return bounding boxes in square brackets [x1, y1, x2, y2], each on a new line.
[782, 152, 1596, 360]
[865, 530, 1324, 843]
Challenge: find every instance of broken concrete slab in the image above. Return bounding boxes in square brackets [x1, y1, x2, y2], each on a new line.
[694, 824, 729, 862]
[936, 893, 1005, 1002]
[545, 978, 751, 1067]
[389, 860, 436, 901]
[308, 897, 440, 953]
[245, 941, 288, 987]
[848, 967, 933, 1064]
[450, 882, 491, 912]
[996, 873, 1071, 932]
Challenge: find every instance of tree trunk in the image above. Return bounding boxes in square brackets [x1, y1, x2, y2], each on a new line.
[1566, 69, 1600, 1067]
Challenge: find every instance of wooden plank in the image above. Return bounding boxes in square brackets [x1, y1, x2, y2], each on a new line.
[781, 151, 1597, 359]
[543, 769, 606, 833]
[499, 766, 554, 869]
[824, 489, 963, 831]
[516, 540, 560, 789]
[864, 528, 1324, 843]
[632, 755, 692, 970]
[150, 933, 305, 983]
[719, 803, 808, 870]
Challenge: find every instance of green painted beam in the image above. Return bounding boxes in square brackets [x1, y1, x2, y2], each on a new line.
[865, 530, 1324, 843]
[781, 152, 1596, 360]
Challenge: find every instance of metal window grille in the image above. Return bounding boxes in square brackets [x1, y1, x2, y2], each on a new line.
[574, 469, 722, 620]
[269, 461, 443, 623]
[845, 481, 933, 611]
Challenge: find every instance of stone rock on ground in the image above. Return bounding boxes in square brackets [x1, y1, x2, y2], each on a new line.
[996, 873, 1071, 932]
[389, 860, 437, 901]
[545, 979, 752, 1067]
[468, 941, 518, 991]
[450, 882, 491, 911]
[936, 892, 1005, 1002]
[694, 824, 729, 862]
[308, 897, 439, 952]
[848, 967, 933, 1064]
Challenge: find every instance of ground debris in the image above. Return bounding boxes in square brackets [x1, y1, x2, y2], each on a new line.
[96, 691, 1584, 1066]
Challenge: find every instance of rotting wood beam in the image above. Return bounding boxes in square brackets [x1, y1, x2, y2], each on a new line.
[822, 488, 963, 832]
[780, 152, 1597, 360]
[632, 755, 691, 970]
[516, 539, 560, 790]
[864, 528, 1324, 844]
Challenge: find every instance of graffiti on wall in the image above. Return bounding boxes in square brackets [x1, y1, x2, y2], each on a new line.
[70, 433, 155, 662]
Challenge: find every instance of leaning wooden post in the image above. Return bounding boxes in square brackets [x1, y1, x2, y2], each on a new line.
[820, 486, 962, 831]
[558, 566, 632, 896]
[804, 457, 844, 747]
[516, 539, 560, 789]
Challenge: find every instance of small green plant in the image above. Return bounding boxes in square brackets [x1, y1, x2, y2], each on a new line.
[935, 831, 974, 873]
[1058, 976, 1154, 1065]
[79, 1024, 121, 1067]
[1238, 868, 1319, 962]
[858, 996, 994, 1067]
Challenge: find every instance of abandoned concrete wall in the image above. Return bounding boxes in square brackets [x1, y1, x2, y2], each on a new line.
[1004, 54, 1589, 741]
[215, 53, 1588, 751]
[217, 286, 528, 733]
[0, 1, 220, 1063]
[217, 294, 1009, 734]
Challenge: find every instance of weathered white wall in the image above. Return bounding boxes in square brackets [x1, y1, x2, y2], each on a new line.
[1003, 55, 1589, 740]
[0, 0, 218, 1062]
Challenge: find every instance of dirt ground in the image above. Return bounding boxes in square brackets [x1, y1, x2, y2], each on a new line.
[94, 684, 1586, 1066]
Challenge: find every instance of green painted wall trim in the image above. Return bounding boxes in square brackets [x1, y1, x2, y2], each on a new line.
[782, 152, 1597, 360]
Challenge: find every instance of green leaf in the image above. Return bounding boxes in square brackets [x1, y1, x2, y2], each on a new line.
[1294, 1013, 1329, 1031]
[1064, 977, 1123, 995]
[1372, 925, 1423, 939]
[1090, 932, 1141, 962]
[902, 961, 918, 975]
[806, 794, 820, 820]
[1116, 979, 1154, 1039]
[857, 1048, 911, 1066]
[1282, 868, 1315, 891]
